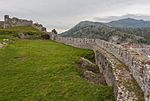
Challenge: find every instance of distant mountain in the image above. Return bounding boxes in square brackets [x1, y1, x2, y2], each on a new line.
[61, 21, 112, 39]
[107, 18, 150, 28]
[61, 21, 147, 44]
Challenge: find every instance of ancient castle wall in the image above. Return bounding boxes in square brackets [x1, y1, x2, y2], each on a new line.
[51, 35, 150, 101]
[4, 15, 33, 28]
[95, 47, 144, 100]
[0, 21, 4, 28]
[95, 39, 150, 101]
[55, 36, 95, 49]
[33, 23, 46, 32]
[0, 15, 46, 32]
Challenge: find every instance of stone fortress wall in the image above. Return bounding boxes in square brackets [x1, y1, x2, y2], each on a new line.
[33, 23, 47, 32]
[0, 21, 4, 28]
[0, 15, 46, 32]
[3, 15, 33, 28]
[51, 35, 150, 101]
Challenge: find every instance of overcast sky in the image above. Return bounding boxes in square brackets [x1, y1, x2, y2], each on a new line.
[0, 0, 150, 32]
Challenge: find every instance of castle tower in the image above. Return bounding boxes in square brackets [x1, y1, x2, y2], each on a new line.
[4, 15, 9, 23]
[4, 15, 11, 28]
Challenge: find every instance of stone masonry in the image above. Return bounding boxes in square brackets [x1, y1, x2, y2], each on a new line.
[0, 15, 46, 32]
[50, 34, 150, 101]
[3, 15, 33, 28]
[33, 23, 46, 32]
[0, 21, 4, 28]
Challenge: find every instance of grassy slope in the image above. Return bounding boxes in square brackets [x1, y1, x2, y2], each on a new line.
[0, 26, 43, 34]
[0, 26, 44, 42]
[0, 40, 114, 101]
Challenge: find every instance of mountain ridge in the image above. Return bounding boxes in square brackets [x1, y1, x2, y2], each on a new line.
[107, 18, 150, 28]
[61, 18, 150, 44]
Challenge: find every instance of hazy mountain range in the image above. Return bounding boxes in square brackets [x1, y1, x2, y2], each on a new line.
[61, 18, 150, 44]
[107, 18, 150, 28]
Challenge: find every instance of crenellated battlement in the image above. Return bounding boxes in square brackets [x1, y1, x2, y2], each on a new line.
[50, 35, 150, 101]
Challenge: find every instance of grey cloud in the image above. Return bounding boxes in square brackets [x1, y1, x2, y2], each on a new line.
[0, 0, 150, 32]
[93, 14, 150, 22]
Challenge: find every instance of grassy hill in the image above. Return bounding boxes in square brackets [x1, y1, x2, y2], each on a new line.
[0, 26, 44, 35]
[0, 26, 44, 42]
[0, 40, 114, 101]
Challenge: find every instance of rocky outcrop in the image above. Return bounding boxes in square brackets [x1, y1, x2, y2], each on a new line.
[78, 57, 106, 85]
[83, 70, 106, 85]
[78, 57, 99, 73]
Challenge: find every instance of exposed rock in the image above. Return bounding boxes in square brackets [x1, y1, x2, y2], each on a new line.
[78, 57, 106, 85]
[83, 70, 106, 85]
[78, 57, 99, 73]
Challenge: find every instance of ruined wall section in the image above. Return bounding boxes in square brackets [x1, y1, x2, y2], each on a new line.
[0, 21, 4, 28]
[52, 35, 149, 101]
[33, 23, 46, 32]
[1, 15, 46, 32]
[4, 15, 33, 28]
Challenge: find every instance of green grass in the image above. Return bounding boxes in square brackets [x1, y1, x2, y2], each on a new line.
[0, 26, 43, 34]
[6, 26, 42, 32]
[0, 26, 44, 43]
[0, 40, 114, 101]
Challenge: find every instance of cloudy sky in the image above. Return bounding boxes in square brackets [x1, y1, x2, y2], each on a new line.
[0, 0, 150, 32]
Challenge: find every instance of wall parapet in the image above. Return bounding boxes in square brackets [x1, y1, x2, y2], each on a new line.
[95, 39, 150, 101]
[51, 35, 149, 101]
